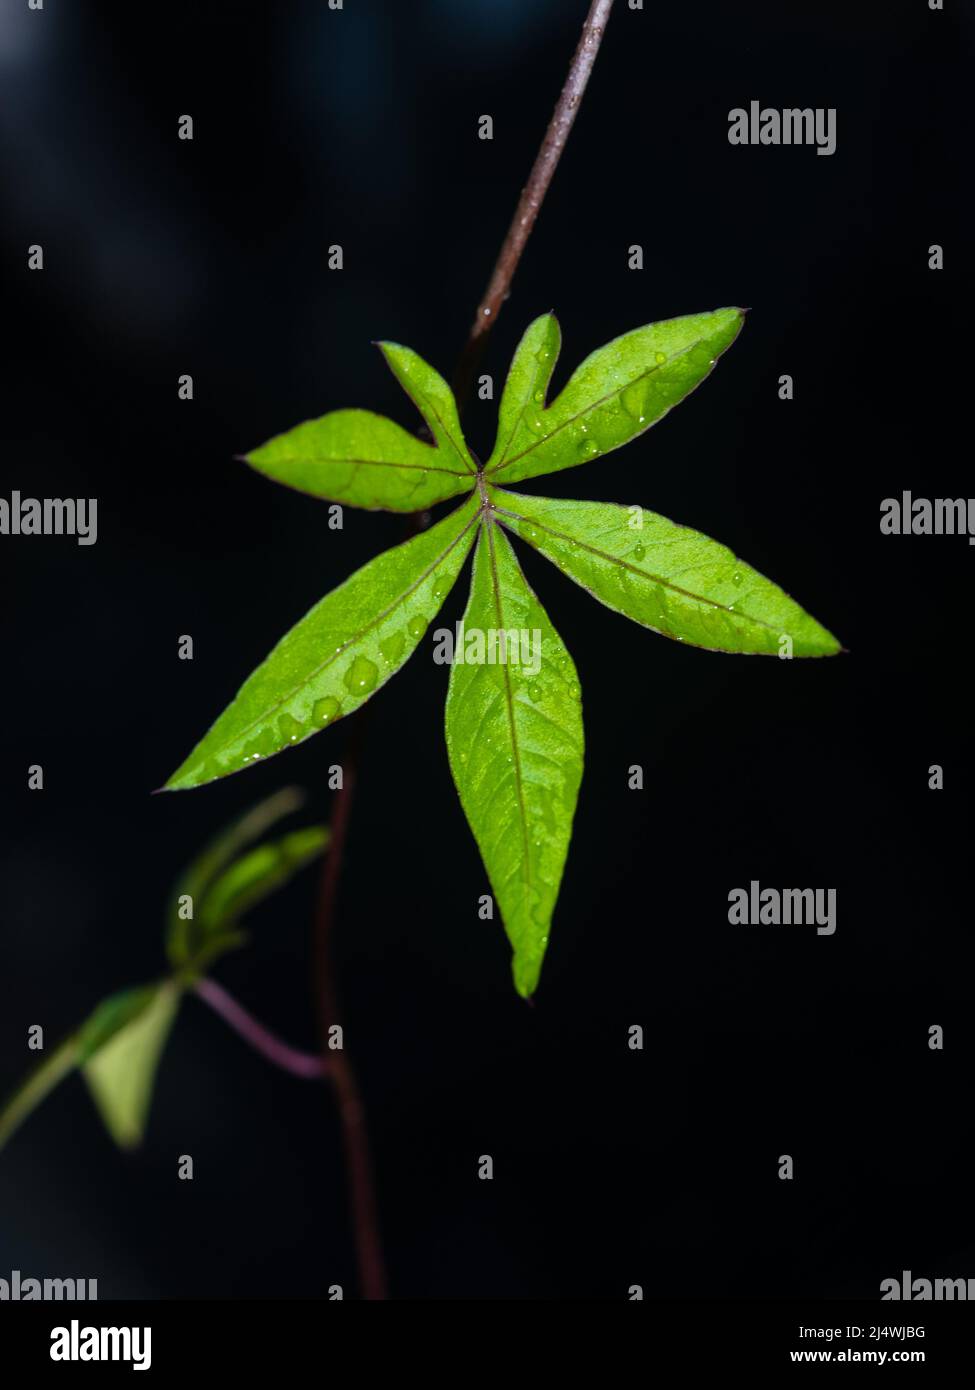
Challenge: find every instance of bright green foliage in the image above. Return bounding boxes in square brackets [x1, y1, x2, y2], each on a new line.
[165, 496, 480, 791]
[246, 410, 473, 513]
[245, 341, 477, 512]
[485, 309, 743, 484]
[489, 489, 839, 657]
[0, 792, 327, 1152]
[166, 310, 840, 995]
[445, 526, 584, 997]
[376, 343, 477, 472]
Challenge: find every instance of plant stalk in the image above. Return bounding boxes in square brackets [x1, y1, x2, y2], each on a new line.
[194, 977, 326, 1080]
[310, 0, 616, 1302]
[452, 0, 616, 412]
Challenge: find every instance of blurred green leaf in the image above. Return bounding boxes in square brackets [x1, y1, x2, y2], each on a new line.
[82, 982, 181, 1149]
[197, 826, 328, 933]
[0, 1038, 79, 1151]
[1, 793, 330, 1151]
[0, 983, 175, 1154]
[166, 787, 327, 969]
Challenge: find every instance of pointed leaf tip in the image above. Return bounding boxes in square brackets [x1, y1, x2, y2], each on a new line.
[445, 524, 583, 997]
[491, 488, 840, 658]
[165, 495, 480, 791]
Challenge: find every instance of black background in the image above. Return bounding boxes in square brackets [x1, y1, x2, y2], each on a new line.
[1, 0, 972, 1301]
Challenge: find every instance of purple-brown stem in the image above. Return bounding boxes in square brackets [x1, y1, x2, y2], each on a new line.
[310, 0, 617, 1302]
[194, 977, 326, 1080]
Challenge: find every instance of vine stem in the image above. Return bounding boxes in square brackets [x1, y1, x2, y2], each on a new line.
[193, 977, 326, 1080]
[311, 0, 617, 1302]
[452, 0, 617, 411]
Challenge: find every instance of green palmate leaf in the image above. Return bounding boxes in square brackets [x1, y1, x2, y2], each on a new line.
[245, 408, 474, 513]
[445, 521, 584, 997]
[485, 308, 744, 485]
[82, 982, 181, 1149]
[377, 342, 477, 474]
[491, 489, 840, 656]
[165, 494, 481, 791]
[166, 787, 328, 970]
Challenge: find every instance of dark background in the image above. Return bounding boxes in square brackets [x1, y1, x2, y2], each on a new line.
[1, 0, 972, 1300]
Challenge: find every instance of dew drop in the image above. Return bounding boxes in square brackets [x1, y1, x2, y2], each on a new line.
[408, 615, 427, 640]
[380, 630, 406, 666]
[732, 570, 744, 587]
[344, 655, 379, 695]
[654, 351, 667, 365]
[277, 712, 303, 744]
[568, 680, 581, 700]
[526, 415, 546, 434]
[633, 543, 646, 561]
[621, 380, 649, 423]
[528, 682, 542, 701]
[312, 695, 341, 727]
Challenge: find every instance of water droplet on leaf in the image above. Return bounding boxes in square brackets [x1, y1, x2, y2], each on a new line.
[312, 696, 341, 727]
[380, 630, 406, 665]
[344, 655, 379, 695]
[277, 712, 302, 744]
[621, 380, 649, 423]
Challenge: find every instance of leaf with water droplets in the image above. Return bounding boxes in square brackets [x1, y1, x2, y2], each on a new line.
[488, 312, 562, 468]
[377, 341, 477, 474]
[491, 489, 840, 656]
[245, 405, 475, 513]
[445, 522, 584, 997]
[485, 308, 744, 485]
[164, 495, 480, 790]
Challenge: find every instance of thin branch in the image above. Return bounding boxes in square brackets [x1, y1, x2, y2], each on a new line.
[309, 0, 616, 1302]
[194, 977, 326, 1080]
[452, 0, 616, 411]
[313, 710, 388, 1302]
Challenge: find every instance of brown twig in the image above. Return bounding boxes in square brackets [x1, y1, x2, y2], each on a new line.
[312, 708, 387, 1301]
[311, 0, 616, 1303]
[452, 0, 617, 413]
